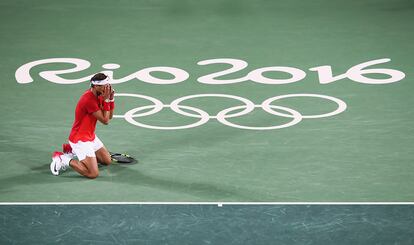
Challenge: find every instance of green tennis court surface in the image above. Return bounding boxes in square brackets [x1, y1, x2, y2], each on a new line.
[1, 0, 413, 202]
[1, 204, 413, 244]
[1, 0, 414, 243]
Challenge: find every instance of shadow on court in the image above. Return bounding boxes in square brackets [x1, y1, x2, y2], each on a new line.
[0, 142, 256, 201]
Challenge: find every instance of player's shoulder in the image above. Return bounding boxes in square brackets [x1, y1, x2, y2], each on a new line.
[80, 89, 94, 99]
[77, 90, 94, 103]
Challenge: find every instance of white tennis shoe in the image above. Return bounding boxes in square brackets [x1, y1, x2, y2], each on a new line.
[50, 151, 70, 176]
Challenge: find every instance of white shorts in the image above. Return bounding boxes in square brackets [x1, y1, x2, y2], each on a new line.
[69, 136, 104, 161]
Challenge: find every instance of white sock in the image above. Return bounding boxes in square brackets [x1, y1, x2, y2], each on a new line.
[62, 154, 72, 167]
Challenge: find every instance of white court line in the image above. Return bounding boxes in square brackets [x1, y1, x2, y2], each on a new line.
[1, 202, 414, 206]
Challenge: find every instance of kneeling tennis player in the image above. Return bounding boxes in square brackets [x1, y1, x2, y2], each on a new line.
[50, 73, 115, 178]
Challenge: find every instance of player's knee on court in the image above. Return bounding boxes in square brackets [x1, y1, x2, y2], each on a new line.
[80, 157, 100, 179]
[96, 147, 112, 165]
[87, 171, 99, 179]
[105, 159, 112, 165]
[101, 158, 112, 166]
[101, 153, 112, 165]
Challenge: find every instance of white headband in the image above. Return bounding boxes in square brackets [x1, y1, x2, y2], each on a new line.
[91, 76, 110, 85]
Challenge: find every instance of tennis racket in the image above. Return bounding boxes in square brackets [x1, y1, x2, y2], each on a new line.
[109, 152, 137, 164]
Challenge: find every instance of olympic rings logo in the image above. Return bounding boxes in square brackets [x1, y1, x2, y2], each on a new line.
[113, 93, 347, 130]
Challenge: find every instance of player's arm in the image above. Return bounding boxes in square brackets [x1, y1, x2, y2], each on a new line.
[109, 86, 115, 120]
[93, 110, 111, 125]
[93, 85, 111, 125]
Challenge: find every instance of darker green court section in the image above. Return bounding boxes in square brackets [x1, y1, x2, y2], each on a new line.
[1, 205, 413, 245]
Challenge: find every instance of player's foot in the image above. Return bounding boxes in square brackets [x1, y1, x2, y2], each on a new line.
[50, 151, 71, 176]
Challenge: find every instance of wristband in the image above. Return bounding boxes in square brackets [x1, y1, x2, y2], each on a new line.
[110, 101, 115, 110]
[103, 101, 111, 111]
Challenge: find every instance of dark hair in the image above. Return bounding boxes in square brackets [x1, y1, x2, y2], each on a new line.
[90, 73, 107, 87]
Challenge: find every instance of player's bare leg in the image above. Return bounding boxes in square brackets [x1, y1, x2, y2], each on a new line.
[69, 157, 99, 179]
[96, 146, 112, 165]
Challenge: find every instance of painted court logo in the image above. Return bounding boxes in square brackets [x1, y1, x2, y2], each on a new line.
[15, 58, 406, 130]
[113, 93, 347, 130]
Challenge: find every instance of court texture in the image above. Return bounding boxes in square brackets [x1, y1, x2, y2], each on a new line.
[1, 0, 414, 244]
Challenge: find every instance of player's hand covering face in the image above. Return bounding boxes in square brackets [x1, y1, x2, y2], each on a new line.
[101, 84, 111, 99]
